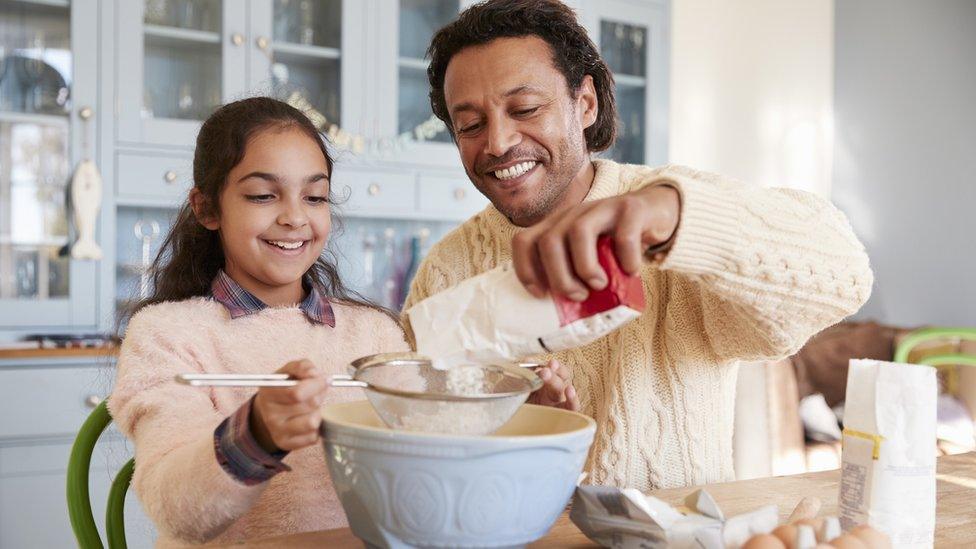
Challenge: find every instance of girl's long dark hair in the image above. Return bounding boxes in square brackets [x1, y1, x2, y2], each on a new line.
[121, 97, 394, 326]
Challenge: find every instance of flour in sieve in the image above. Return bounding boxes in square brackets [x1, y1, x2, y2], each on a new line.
[445, 365, 486, 396]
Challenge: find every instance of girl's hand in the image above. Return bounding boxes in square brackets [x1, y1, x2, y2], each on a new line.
[250, 359, 328, 453]
[527, 359, 580, 411]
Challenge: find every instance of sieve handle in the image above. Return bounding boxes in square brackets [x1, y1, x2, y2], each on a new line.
[175, 373, 298, 387]
[329, 374, 369, 389]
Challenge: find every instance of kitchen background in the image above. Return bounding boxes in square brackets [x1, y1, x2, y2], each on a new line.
[0, 0, 972, 547]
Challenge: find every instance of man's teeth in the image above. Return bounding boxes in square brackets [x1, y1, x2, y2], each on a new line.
[267, 240, 304, 250]
[493, 161, 537, 181]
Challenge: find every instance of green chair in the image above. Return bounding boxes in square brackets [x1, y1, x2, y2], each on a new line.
[894, 327, 976, 395]
[67, 399, 135, 549]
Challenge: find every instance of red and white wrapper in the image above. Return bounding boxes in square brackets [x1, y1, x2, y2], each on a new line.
[407, 236, 646, 369]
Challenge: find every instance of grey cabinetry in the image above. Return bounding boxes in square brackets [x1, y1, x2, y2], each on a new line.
[0, 358, 155, 548]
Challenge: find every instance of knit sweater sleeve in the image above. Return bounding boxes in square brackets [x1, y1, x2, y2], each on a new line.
[108, 305, 265, 544]
[628, 164, 873, 362]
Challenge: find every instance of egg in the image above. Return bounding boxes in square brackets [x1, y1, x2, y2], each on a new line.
[830, 534, 868, 549]
[795, 518, 825, 532]
[795, 524, 818, 549]
[772, 525, 798, 548]
[742, 534, 788, 549]
[851, 525, 892, 549]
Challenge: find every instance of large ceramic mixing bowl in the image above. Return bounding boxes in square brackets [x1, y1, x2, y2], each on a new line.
[320, 401, 596, 548]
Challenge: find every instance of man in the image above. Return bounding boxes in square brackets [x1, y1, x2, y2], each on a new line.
[403, 0, 872, 491]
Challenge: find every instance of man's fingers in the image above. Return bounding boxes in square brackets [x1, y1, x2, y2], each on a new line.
[612, 199, 648, 275]
[538, 232, 588, 301]
[512, 230, 547, 298]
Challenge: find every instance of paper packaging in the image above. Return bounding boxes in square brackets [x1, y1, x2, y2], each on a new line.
[570, 484, 778, 549]
[839, 359, 937, 548]
[406, 235, 645, 369]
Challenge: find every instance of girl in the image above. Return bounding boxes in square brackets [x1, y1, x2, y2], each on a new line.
[109, 97, 576, 545]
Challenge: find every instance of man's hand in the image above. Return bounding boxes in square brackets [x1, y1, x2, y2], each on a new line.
[251, 359, 329, 453]
[527, 359, 579, 411]
[512, 184, 680, 300]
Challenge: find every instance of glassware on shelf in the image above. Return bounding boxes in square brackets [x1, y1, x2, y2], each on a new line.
[19, 32, 46, 113]
[274, 0, 296, 44]
[134, 219, 160, 299]
[397, 228, 429, 309]
[177, 81, 194, 117]
[361, 232, 377, 291]
[0, 44, 7, 110]
[14, 249, 39, 298]
[144, 0, 171, 26]
[298, 0, 315, 45]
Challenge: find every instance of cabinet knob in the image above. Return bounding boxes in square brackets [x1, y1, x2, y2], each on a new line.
[367, 183, 380, 196]
[231, 33, 244, 47]
[78, 106, 93, 120]
[453, 188, 467, 201]
[85, 395, 103, 408]
[256, 36, 270, 51]
[163, 170, 177, 184]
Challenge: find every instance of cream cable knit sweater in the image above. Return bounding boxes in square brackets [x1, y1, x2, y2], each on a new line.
[109, 301, 407, 545]
[403, 160, 873, 491]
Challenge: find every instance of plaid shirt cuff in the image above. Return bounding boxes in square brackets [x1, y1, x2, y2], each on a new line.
[213, 397, 291, 486]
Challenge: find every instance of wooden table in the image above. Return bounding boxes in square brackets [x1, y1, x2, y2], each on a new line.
[217, 452, 976, 548]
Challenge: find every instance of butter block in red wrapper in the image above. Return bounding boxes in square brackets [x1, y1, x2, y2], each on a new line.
[407, 236, 645, 369]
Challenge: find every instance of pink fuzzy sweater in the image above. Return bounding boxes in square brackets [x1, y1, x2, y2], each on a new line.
[108, 299, 408, 546]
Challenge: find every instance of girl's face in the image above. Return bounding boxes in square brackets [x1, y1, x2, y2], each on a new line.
[201, 125, 332, 305]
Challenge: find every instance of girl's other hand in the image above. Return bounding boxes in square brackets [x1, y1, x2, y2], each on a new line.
[527, 359, 580, 411]
[250, 359, 328, 452]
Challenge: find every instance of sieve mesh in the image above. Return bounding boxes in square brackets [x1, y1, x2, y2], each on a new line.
[348, 354, 542, 435]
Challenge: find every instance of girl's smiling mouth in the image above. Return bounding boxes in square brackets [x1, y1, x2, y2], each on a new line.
[263, 239, 309, 254]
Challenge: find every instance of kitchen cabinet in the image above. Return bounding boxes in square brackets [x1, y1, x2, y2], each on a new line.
[0, 355, 155, 547]
[0, 0, 99, 329]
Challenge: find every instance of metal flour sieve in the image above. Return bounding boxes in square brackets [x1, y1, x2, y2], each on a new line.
[332, 352, 543, 435]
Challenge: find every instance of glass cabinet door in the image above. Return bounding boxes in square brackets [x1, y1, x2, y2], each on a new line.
[268, 0, 343, 127]
[601, 19, 648, 164]
[585, 0, 669, 167]
[116, 0, 248, 147]
[0, 0, 97, 328]
[247, 0, 358, 138]
[397, 0, 459, 145]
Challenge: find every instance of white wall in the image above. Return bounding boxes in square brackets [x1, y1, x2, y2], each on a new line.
[832, 0, 976, 326]
[669, 0, 834, 196]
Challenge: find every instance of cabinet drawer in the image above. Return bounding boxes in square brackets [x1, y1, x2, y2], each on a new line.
[418, 175, 488, 219]
[334, 168, 417, 216]
[116, 152, 193, 204]
[0, 365, 112, 439]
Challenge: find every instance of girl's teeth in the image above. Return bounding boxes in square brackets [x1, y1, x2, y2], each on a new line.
[268, 240, 304, 250]
[494, 161, 536, 180]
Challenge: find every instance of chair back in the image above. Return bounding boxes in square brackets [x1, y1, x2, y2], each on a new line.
[67, 399, 134, 549]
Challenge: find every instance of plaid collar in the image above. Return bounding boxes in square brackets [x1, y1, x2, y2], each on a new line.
[210, 270, 335, 327]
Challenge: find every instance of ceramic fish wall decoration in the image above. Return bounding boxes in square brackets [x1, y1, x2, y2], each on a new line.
[70, 159, 103, 260]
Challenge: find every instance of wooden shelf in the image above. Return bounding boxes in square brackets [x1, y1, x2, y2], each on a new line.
[0, 346, 118, 360]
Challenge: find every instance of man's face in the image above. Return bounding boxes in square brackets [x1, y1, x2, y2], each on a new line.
[443, 36, 597, 227]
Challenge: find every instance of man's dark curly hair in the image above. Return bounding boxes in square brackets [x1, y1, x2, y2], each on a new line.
[426, 0, 617, 152]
